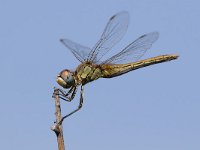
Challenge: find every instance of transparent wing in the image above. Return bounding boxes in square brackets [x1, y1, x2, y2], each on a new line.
[87, 11, 129, 63]
[60, 39, 91, 62]
[102, 32, 159, 64]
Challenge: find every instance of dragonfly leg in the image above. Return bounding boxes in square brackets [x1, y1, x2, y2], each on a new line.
[56, 86, 74, 96]
[57, 86, 77, 102]
[59, 85, 84, 124]
[59, 87, 77, 102]
[53, 86, 72, 97]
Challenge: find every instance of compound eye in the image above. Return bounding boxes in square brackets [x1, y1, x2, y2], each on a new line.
[66, 74, 74, 84]
[59, 70, 75, 88]
[60, 70, 70, 82]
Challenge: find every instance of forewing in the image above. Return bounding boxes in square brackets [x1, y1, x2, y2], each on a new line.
[60, 39, 91, 62]
[87, 11, 129, 63]
[102, 32, 159, 64]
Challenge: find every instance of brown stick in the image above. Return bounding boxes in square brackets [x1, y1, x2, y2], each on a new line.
[51, 88, 65, 150]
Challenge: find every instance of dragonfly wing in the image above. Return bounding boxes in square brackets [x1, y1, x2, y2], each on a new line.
[60, 38, 91, 62]
[102, 32, 159, 64]
[87, 11, 129, 63]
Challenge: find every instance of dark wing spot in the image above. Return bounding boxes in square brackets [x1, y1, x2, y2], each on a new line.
[110, 14, 116, 20]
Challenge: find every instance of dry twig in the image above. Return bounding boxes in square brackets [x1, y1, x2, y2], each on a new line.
[51, 88, 65, 150]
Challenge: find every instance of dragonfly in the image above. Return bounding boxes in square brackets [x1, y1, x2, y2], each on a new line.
[55, 11, 178, 121]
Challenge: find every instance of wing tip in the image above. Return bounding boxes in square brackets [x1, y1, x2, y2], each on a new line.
[110, 11, 130, 20]
[151, 31, 159, 37]
[173, 54, 179, 59]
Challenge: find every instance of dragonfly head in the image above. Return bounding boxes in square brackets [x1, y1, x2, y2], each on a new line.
[56, 69, 75, 89]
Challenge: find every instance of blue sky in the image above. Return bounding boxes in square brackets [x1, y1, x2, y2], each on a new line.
[0, 0, 199, 150]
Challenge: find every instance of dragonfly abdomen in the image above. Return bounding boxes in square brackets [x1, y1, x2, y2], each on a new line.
[101, 54, 178, 78]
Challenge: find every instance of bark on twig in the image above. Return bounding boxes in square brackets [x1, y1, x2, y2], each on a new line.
[51, 88, 65, 150]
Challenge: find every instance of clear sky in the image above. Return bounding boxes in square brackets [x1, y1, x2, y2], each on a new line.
[0, 0, 199, 150]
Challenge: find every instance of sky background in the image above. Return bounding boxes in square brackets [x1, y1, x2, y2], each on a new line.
[0, 0, 199, 150]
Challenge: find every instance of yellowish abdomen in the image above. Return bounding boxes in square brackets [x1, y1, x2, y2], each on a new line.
[101, 54, 178, 78]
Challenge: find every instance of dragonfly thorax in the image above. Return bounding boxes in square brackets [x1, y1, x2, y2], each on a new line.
[56, 69, 75, 89]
